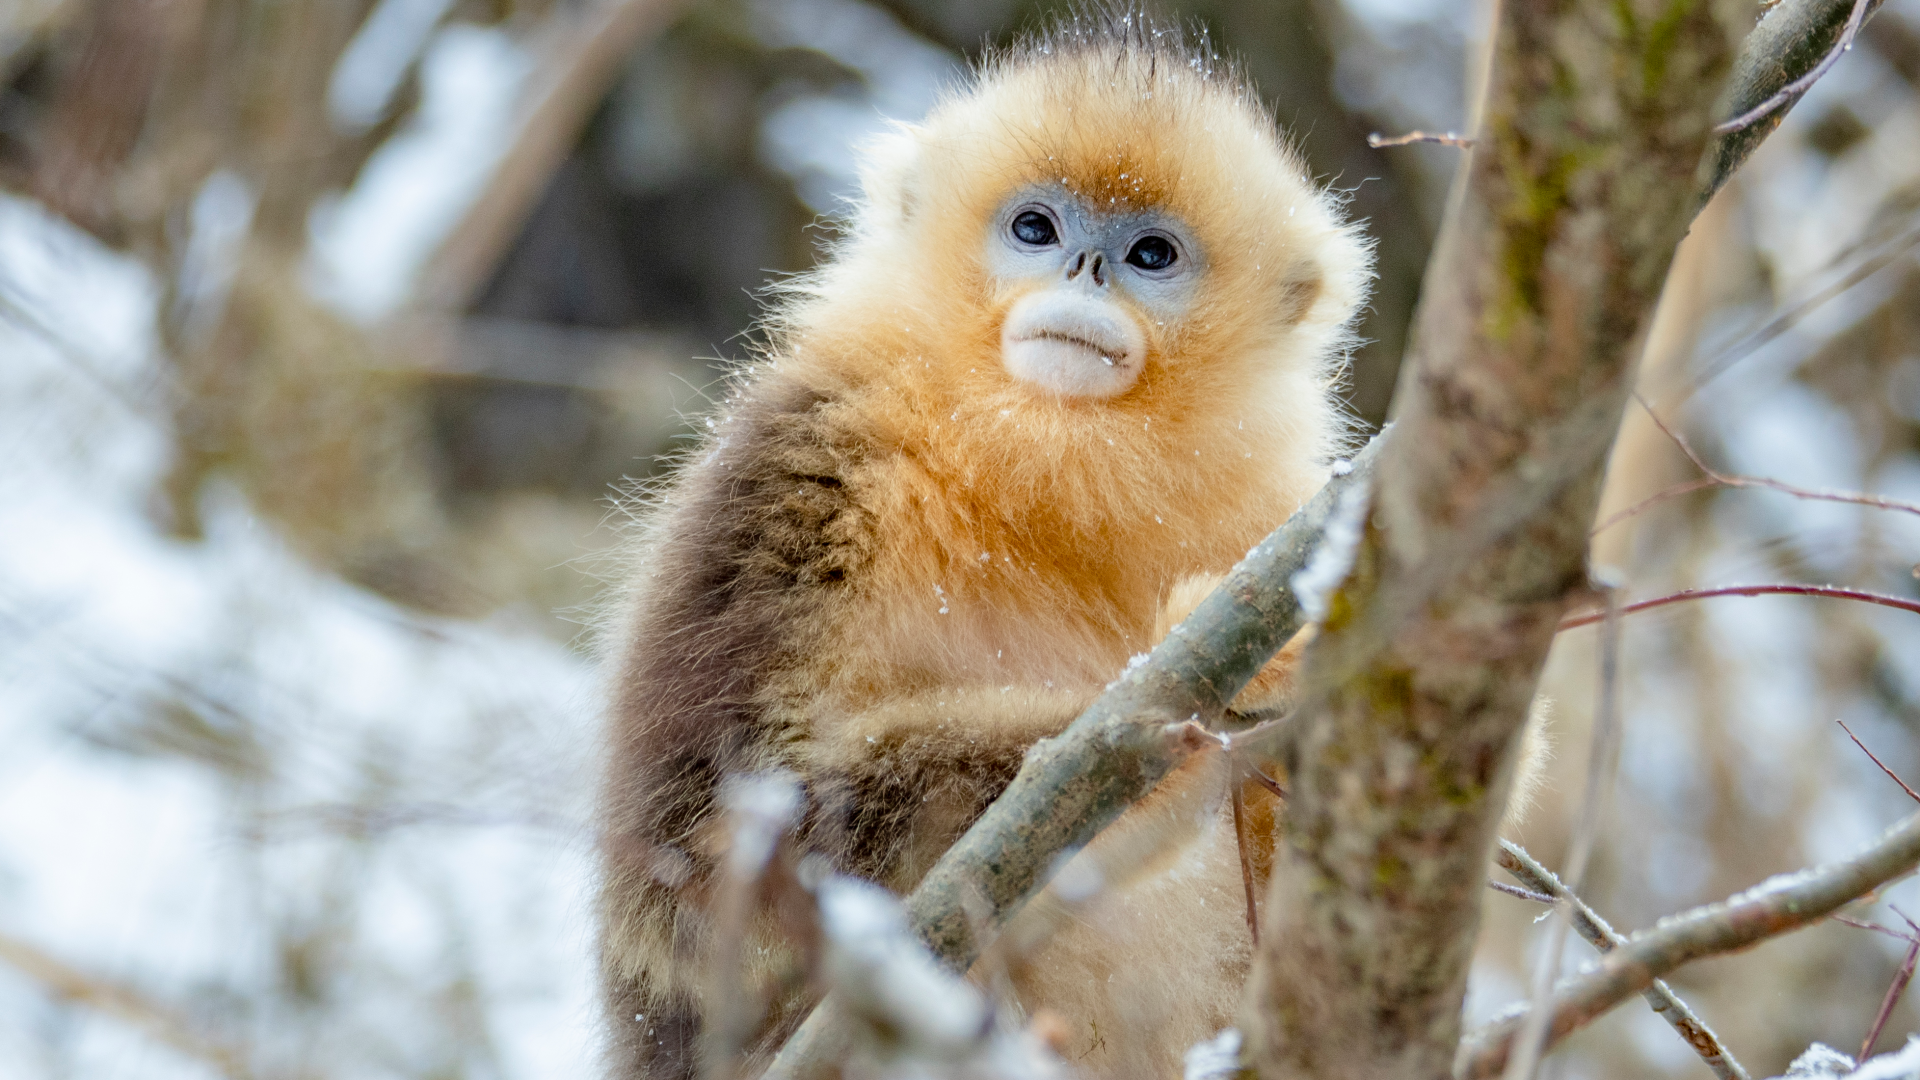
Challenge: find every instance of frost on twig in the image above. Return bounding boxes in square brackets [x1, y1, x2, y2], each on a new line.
[1460, 811, 1920, 1078]
[1493, 841, 1749, 1080]
[1764, 1036, 1920, 1079]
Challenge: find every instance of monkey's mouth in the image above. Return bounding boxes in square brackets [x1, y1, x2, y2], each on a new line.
[1000, 293, 1147, 399]
[1029, 330, 1123, 364]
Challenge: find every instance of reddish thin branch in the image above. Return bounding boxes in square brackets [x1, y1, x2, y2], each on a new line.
[1230, 761, 1260, 946]
[1833, 914, 1914, 942]
[1837, 720, 1920, 804]
[1560, 584, 1920, 630]
[1859, 908, 1920, 1061]
[1592, 395, 1920, 534]
[1713, 0, 1874, 133]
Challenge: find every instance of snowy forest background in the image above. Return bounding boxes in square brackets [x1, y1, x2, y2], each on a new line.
[6, 0, 1920, 1076]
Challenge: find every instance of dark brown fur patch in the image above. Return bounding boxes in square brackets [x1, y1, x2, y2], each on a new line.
[599, 375, 880, 1073]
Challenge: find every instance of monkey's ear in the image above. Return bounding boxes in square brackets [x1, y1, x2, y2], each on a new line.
[855, 122, 925, 235]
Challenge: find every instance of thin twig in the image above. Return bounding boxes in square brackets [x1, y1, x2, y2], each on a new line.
[1229, 759, 1260, 946]
[1833, 914, 1914, 942]
[1243, 761, 1288, 800]
[1488, 880, 1556, 905]
[1838, 720, 1920, 804]
[1713, 0, 1873, 133]
[1860, 934, 1920, 1061]
[1368, 130, 1476, 148]
[1676, 224, 1920, 401]
[1560, 584, 1920, 630]
[1593, 393, 1920, 533]
[1459, 810, 1920, 1078]
[1494, 843, 1752, 1080]
[1504, 579, 1624, 1080]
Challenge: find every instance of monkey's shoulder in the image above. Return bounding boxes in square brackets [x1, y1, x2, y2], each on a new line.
[612, 379, 890, 733]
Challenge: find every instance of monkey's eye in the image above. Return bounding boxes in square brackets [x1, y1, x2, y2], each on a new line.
[1126, 235, 1178, 271]
[1010, 210, 1058, 247]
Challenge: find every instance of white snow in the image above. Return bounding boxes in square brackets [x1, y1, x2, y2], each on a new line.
[0, 191, 599, 1078]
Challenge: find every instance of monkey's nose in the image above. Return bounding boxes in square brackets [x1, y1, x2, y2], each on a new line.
[1064, 251, 1108, 288]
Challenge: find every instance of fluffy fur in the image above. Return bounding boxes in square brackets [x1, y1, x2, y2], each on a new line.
[598, 16, 1371, 1078]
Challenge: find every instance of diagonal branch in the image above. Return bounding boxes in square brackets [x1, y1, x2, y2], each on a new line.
[1459, 811, 1920, 1078]
[1701, 0, 1887, 204]
[1493, 842, 1750, 1080]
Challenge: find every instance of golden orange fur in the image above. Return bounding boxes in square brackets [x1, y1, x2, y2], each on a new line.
[597, 16, 1371, 1079]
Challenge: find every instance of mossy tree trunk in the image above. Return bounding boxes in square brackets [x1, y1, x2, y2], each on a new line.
[1240, 0, 1749, 1076]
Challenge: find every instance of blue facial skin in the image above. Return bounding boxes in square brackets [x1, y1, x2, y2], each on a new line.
[983, 184, 1206, 324]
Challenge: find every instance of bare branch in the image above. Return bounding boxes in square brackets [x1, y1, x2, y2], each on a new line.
[1677, 223, 1920, 399]
[1559, 584, 1920, 630]
[1860, 927, 1920, 1061]
[1494, 843, 1750, 1080]
[410, 0, 682, 315]
[1458, 810, 1920, 1078]
[1838, 720, 1920, 804]
[1488, 880, 1555, 904]
[1702, 0, 1889, 203]
[1591, 393, 1920, 533]
[1711, 0, 1873, 135]
[1502, 580, 1625, 1080]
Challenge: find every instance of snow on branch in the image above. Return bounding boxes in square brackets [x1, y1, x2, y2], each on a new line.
[1459, 811, 1920, 1078]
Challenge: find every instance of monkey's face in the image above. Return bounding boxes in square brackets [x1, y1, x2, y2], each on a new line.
[985, 185, 1202, 400]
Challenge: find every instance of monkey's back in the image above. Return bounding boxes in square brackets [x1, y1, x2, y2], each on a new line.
[598, 368, 1076, 1074]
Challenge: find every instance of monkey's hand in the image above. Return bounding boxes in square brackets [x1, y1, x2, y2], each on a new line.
[1155, 573, 1313, 719]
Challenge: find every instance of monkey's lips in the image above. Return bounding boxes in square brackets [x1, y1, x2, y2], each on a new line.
[1000, 292, 1148, 399]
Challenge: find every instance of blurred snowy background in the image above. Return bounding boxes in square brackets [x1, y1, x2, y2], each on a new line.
[3, 0, 1920, 1077]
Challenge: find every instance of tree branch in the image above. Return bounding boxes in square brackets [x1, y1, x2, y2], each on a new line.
[1701, 0, 1887, 204]
[1493, 842, 1750, 1080]
[410, 0, 681, 315]
[1459, 811, 1920, 1078]
[1559, 584, 1920, 630]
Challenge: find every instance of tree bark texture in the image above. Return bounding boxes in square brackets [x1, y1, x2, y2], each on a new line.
[1241, 0, 1748, 1076]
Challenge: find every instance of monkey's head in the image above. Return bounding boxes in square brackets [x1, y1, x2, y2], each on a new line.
[762, 14, 1372, 542]
[789, 17, 1369, 418]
